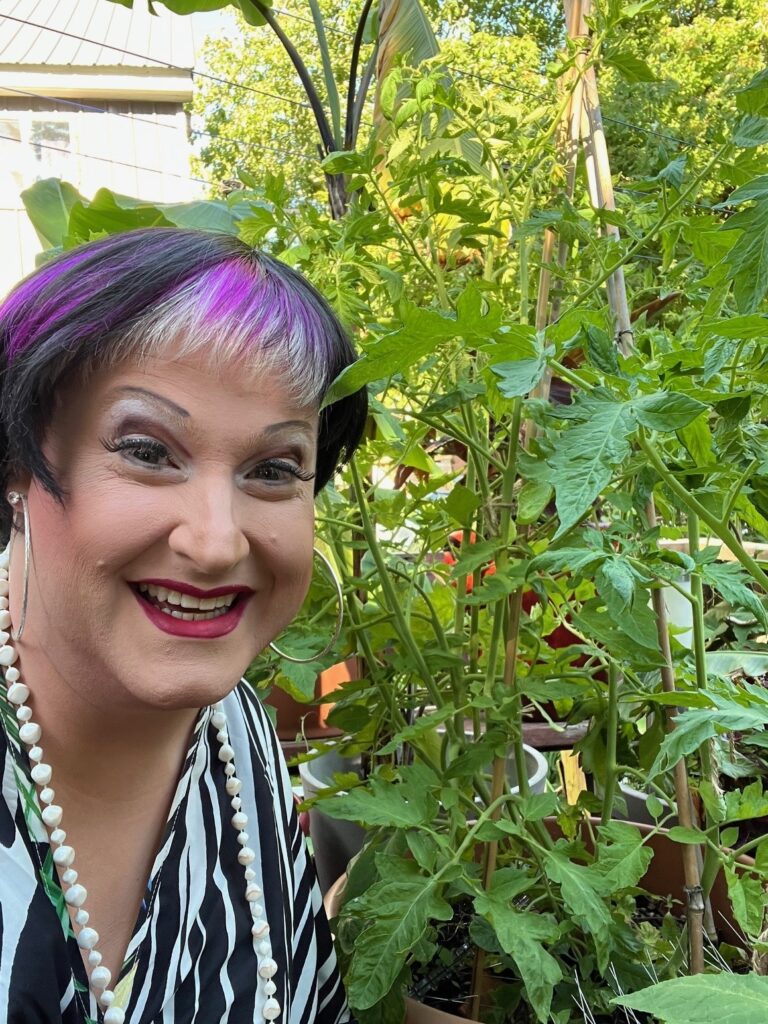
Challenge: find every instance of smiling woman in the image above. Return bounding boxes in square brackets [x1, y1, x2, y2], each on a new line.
[0, 229, 367, 1024]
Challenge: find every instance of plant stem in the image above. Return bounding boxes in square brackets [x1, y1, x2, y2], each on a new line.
[600, 661, 620, 825]
[344, 0, 374, 150]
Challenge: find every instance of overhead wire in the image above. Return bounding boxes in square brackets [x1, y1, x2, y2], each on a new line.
[0, 11, 702, 152]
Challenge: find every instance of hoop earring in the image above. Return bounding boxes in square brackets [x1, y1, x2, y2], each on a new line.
[6, 492, 30, 643]
[268, 548, 343, 664]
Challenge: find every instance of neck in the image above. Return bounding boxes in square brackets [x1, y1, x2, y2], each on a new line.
[15, 639, 199, 813]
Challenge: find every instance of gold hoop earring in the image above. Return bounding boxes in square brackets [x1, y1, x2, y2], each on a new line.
[268, 548, 343, 664]
[6, 492, 30, 643]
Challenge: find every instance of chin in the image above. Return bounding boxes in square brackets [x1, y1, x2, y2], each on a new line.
[133, 671, 242, 712]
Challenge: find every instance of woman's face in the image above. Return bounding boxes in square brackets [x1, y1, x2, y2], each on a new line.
[15, 350, 318, 712]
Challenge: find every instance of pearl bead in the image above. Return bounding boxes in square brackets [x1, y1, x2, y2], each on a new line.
[0, 610, 11, 630]
[211, 711, 226, 729]
[216, 729, 228, 744]
[250, 903, 264, 918]
[52, 830, 68, 847]
[251, 921, 270, 939]
[104, 1007, 125, 1024]
[28, 745, 43, 762]
[258, 940, 272, 957]
[232, 811, 248, 830]
[224, 763, 236, 777]
[40, 787, 55, 805]
[225, 777, 242, 796]
[53, 845, 75, 867]
[259, 958, 278, 979]
[238, 847, 255, 866]
[0, 598, 8, 611]
[0, 579, 8, 596]
[75, 909, 89, 926]
[264, 980, 277, 997]
[42, 805, 63, 827]
[88, 950, 102, 967]
[64, 884, 88, 907]
[237, 832, 250, 846]
[0, 644, 17, 666]
[244, 868, 256, 881]
[62, 868, 77, 885]
[77, 927, 99, 950]
[218, 743, 234, 762]
[91, 965, 112, 990]
[15, 706, 32, 722]
[18, 722, 41, 744]
[263, 996, 281, 1020]
[245, 883, 262, 901]
[6, 681, 27, 703]
[30, 763, 52, 785]
[231, 796, 242, 811]
[0, 630, 8, 645]
[100, 990, 115, 1007]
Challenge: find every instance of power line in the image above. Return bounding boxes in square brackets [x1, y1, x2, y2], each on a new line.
[0, 13, 314, 112]
[0, 85, 315, 164]
[0, 12, 701, 152]
[0, 131, 212, 187]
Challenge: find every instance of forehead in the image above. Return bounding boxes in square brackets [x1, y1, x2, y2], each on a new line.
[62, 349, 320, 442]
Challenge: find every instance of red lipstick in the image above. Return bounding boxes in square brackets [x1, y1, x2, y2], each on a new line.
[129, 579, 253, 640]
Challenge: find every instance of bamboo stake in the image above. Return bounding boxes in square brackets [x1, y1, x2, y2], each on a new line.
[574, 0, 706, 973]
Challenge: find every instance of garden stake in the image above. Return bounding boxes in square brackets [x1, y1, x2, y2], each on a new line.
[558, 0, 710, 977]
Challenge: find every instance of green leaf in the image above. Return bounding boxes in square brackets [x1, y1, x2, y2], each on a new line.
[721, 199, 768, 313]
[323, 303, 458, 405]
[632, 392, 707, 431]
[582, 324, 620, 375]
[596, 821, 654, 889]
[650, 705, 768, 778]
[544, 852, 612, 970]
[322, 764, 439, 827]
[614, 974, 768, 1022]
[346, 879, 452, 1009]
[595, 556, 639, 617]
[377, 705, 457, 756]
[549, 393, 635, 536]
[667, 826, 706, 844]
[736, 67, 768, 117]
[445, 485, 481, 528]
[702, 562, 768, 626]
[733, 115, 768, 148]
[475, 883, 561, 1023]
[20, 178, 83, 248]
[489, 357, 546, 397]
[604, 51, 659, 83]
[517, 480, 554, 525]
[724, 865, 767, 935]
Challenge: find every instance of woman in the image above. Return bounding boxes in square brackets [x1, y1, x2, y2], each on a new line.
[0, 229, 367, 1024]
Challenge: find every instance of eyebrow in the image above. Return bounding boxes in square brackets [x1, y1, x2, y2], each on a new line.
[110, 386, 190, 420]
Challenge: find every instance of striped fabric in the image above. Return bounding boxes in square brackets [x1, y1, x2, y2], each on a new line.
[0, 682, 350, 1024]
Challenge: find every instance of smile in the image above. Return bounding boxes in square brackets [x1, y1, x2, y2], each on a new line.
[130, 579, 254, 639]
[136, 582, 237, 620]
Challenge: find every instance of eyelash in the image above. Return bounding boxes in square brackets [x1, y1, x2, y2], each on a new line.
[101, 437, 315, 483]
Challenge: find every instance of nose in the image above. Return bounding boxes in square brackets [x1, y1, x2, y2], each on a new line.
[167, 482, 250, 577]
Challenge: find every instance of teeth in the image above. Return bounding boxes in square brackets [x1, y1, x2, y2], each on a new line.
[137, 583, 238, 612]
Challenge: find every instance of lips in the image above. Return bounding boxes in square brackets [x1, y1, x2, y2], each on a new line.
[129, 578, 254, 639]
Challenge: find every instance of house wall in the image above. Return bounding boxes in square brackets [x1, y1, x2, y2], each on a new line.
[0, 94, 200, 299]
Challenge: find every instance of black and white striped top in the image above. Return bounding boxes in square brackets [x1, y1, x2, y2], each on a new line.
[0, 683, 350, 1023]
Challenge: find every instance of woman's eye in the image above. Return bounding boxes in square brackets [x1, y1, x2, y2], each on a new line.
[249, 459, 315, 484]
[103, 437, 175, 468]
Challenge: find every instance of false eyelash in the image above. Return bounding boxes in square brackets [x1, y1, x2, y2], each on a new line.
[100, 436, 169, 460]
[259, 459, 316, 483]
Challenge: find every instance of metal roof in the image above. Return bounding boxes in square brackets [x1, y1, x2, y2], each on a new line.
[0, 0, 196, 70]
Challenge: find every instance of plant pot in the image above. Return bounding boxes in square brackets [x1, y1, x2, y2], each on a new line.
[299, 746, 366, 895]
[324, 876, 467, 1024]
[266, 657, 357, 751]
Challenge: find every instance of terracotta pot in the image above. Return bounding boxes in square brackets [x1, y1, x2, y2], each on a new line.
[325, 822, 754, 1021]
[266, 657, 358, 748]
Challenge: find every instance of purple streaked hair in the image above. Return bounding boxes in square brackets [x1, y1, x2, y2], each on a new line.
[0, 228, 367, 535]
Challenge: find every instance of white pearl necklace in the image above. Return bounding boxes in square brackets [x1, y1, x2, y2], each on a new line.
[0, 547, 281, 1023]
